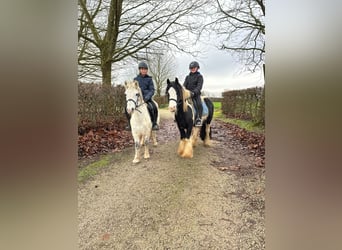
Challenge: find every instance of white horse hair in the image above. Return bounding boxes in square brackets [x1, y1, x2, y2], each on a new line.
[124, 80, 158, 163]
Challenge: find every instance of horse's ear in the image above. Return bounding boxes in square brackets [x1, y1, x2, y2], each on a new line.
[133, 80, 139, 87]
[167, 79, 170, 85]
[175, 77, 179, 84]
[124, 81, 128, 88]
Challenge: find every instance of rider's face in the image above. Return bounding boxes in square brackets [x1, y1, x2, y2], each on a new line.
[139, 68, 148, 75]
[190, 67, 198, 73]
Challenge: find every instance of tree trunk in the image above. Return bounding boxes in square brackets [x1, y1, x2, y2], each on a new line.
[101, 60, 112, 86]
[156, 83, 161, 97]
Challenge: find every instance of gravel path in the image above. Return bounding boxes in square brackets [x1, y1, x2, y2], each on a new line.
[78, 110, 265, 249]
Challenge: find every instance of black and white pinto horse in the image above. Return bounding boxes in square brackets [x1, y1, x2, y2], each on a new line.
[166, 78, 214, 158]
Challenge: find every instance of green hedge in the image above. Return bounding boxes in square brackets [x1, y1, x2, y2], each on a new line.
[222, 86, 264, 125]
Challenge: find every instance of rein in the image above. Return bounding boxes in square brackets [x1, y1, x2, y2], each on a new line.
[126, 98, 145, 113]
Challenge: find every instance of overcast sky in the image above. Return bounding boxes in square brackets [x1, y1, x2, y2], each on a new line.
[117, 41, 264, 97]
[173, 45, 264, 96]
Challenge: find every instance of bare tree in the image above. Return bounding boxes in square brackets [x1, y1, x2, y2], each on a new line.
[146, 51, 176, 97]
[78, 0, 208, 86]
[206, 0, 265, 72]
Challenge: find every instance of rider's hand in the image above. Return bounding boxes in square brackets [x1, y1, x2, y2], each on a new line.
[190, 91, 195, 98]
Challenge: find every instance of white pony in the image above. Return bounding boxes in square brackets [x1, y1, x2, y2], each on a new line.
[124, 80, 158, 163]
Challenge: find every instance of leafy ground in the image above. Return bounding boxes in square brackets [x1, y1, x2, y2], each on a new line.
[78, 109, 265, 249]
[78, 105, 265, 167]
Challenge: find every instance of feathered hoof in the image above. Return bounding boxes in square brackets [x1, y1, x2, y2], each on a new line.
[204, 139, 211, 147]
[132, 158, 140, 164]
[153, 142, 158, 147]
[181, 139, 193, 158]
[177, 139, 186, 156]
[144, 154, 150, 159]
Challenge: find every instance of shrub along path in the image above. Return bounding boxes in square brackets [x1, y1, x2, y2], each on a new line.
[78, 109, 265, 249]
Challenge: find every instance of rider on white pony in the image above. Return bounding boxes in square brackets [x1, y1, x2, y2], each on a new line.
[125, 61, 159, 131]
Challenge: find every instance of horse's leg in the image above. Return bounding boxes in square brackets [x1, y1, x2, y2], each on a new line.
[177, 131, 186, 156]
[143, 134, 150, 159]
[181, 123, 193, 158]
[177, 127, 187, 156]
[204, 123, 211, 147]
[132, 135, 141, 163]
[151, 130, 158, 146]
[191, 127, 200, 147]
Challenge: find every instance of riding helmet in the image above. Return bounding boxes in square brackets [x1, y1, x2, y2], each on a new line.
[189, 61, 200, 69]
[138, 61, 148, 69]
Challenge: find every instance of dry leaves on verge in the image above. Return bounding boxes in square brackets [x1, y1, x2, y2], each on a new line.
[78, 119, 133, 158]
[212, 120, 265, 167]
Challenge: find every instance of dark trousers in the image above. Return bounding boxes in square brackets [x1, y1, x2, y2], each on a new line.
[146, 100, 158, 126]
[192, 95, 202, 119]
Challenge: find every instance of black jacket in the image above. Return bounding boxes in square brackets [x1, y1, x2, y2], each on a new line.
[134, 74, 155, 101]
[183, 71, 203, 97]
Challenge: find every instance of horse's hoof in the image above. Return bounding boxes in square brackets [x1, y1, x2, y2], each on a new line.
[153, 142, 158, 147]
[181, 153, 193, 158]
[133, 159, 140, 164]
[144, 155, 150, 159]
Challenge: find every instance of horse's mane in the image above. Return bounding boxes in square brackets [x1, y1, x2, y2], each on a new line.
[182, 86, 191, 112]
[168, 79, 190, 113]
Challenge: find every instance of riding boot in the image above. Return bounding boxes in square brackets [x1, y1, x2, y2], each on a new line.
[124, 109, 131, 131]
[194, 96, 203, 127]
[152, 102, 159, 130]
[146, 102, 155, 129]
[149, 102, 159, 130]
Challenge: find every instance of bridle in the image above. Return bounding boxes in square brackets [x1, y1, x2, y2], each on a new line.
[126, 93, 145, 113]
[168, 97, 178, 104]
[167, 86, 181, 106]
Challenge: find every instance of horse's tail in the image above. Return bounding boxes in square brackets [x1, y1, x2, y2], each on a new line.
[200, 98, 214, 140]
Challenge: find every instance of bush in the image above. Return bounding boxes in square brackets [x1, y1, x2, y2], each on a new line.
[222, 86, 264, 125]
[78, 82, 126, 126]
[154, 95, 168, 107]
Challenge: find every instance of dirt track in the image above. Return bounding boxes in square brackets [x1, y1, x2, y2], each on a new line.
[78, 110, 265, 249]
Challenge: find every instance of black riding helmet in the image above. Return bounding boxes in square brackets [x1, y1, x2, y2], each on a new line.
[189, 61, 200, 69]
[138, 61, 148, 69]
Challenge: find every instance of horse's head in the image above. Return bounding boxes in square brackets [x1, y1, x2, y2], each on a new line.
[124, 80, 142, 114]
[166, 78, 181, 113]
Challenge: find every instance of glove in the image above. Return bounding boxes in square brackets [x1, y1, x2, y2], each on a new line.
[190, 91, 195, 98]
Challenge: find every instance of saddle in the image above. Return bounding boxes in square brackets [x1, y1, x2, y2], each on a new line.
[189, 97, 209, 118]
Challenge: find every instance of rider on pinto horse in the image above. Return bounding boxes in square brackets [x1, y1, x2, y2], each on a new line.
[183, 61, 203, 127]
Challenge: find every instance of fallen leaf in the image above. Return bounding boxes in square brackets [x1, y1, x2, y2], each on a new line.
[229, 165, 240, 171]
[102, 233, 110, 241]
[217, 165, 240, 171]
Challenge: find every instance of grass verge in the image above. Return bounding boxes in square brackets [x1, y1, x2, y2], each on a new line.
[213, 102, 264, 134]
[78, 154, 112, 182]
